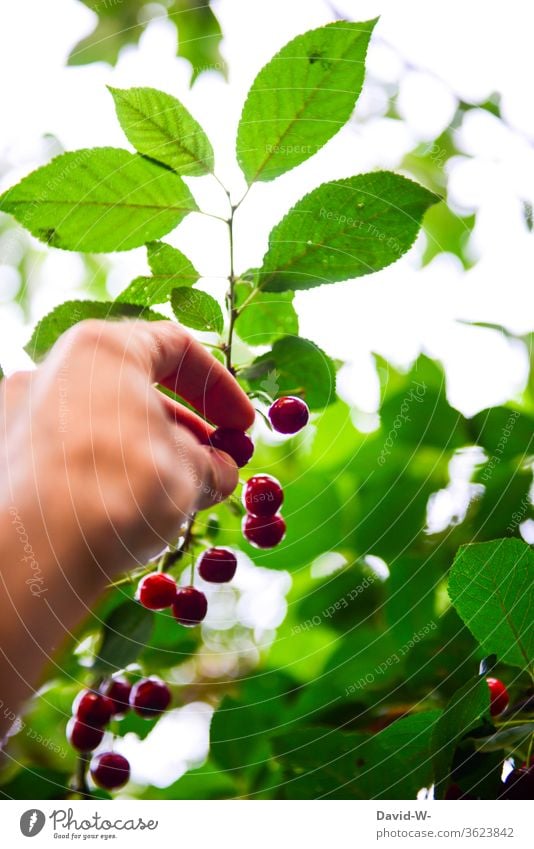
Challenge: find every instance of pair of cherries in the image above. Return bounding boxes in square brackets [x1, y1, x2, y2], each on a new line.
[68, 677, 171, 790]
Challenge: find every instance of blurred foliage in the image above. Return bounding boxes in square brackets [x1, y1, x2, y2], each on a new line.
[68, 0, 226, 84]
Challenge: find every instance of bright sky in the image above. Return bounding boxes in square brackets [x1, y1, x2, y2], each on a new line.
[1, 0, 534, 789]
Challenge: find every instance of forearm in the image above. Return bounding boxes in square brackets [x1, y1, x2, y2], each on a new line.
[0, 507, 106, 740]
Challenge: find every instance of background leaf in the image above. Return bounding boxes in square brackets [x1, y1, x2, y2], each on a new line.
[93, 601, 154, 674]
[0, 148, 197, 252]
[236, 20, 377, 183]
[448, 538, 534, 670]
[258, 172, 438, 291]
[241, 335, 336, 409]
[24, 300, 167, 361]
[432, 677, 490, 798]
[109, 86, 214, 175]
[171, 287, 223, 333]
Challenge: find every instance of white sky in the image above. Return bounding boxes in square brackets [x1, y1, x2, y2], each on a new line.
[1, 0, 534, 414]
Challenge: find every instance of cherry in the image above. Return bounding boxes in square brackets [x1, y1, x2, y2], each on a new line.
[130, 678, 171, 718]
[268, 396, 309, 434]
[137, 572, 177, 610]
[501, 766, 534, 800]
[172, 586, 208, 626]
[242, 513, 286, 548]
[73, 690, 114, 727]
[67, 718, 104, 752]
[486, 677, 509, 716]
[90, 752, 130, 791]
[198, 548, 237, 583]
[208, 428, 254, 467]
[242, 474, 284, 517]
[102, 678, 132, 717]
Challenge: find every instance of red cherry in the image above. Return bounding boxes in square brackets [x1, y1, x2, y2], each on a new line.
[268, 396, 309, 434]
[501, 766, 534, 799]
[198, 548, 237, 583]
[242, 513, 286, 548]
[486, 677, 509, 716]
[102, 678, 132, 717]
[130, 678, 171, 718]
[172, 586, 208, 626]
[67, 718, 104, 752]
[208, 428, 254, 467]
[90, 752, 130, 790]
[242, 474, 284, 517]
[73, 690, 114, 727]
[137, 572, 177, 610]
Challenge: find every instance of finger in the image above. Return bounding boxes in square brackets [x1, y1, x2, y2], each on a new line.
[158, 391, 213, 444]
[194, 445, 239, 510]
[116, 321, 254, 430]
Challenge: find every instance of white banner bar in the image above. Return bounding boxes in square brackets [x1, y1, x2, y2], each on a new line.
[2, 800, 532, 848]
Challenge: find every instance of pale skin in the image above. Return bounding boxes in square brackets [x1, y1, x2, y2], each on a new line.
[0, 319, 254, 739]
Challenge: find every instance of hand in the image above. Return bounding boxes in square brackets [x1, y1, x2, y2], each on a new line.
[0, 319, 254, 727]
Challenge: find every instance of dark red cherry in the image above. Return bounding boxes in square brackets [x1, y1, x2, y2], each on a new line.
[268, 396, 309, 434]
[198, 548, 237, 583]
[130, 678, 171, 718]
[137, 572, 177, 610]
[208, 428, 254, 467]
[501, 766, 534, 800]
[172, 586, 208, 626]
[73, 690, 114, 727]
[242, 474, 284, 517]
[102, 678, 132, 717]
[242, 513, 286, 548]
[486, 677, 509, 716]
[67, 718, 104, 752]
[90, 752, 130, 790]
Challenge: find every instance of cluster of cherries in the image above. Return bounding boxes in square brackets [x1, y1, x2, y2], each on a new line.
[66, 396, 310, 791]
[446, 677, 534, 800]
[136, 395, 310, 626]
[67, 676, 171, 790]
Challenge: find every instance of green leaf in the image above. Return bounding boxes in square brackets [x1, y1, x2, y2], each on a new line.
[469, 407, 534, 460]
[236, 20, 377, 183]
[448, 538, 534, 670]
[0, 768, 71, 800]
[109, 86, 214, 176]
[432, 677, 490, 798]
[0, 148, 198, 252]
[171, 287, 223, 333]
[117, 241, 199, 306]
[234, 281, 298, 345]
[258, 172, 438, 291]
[0, 363, 4, 380]
[93, 601, 154, 673]
[25, 300, 167, 361]
[241, 335, 336, 409]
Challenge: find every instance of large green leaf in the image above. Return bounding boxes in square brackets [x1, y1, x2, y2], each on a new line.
[117, 241, 199, 306]
[93, 601, 154, 673]
[109, 86, 214, 176]
[171, 287, 223, 333]
[258, 173, 438, 291]
[241, 335, 336, 409]
[234, 281, 298, 345]
[432, 677, 490, 798]
[24, 300, 167, 361]
[0, 148, 197, 252]
[273, 711, 440, 799]
[448, 538, 534, 670]
[236, 20, 377, 183]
